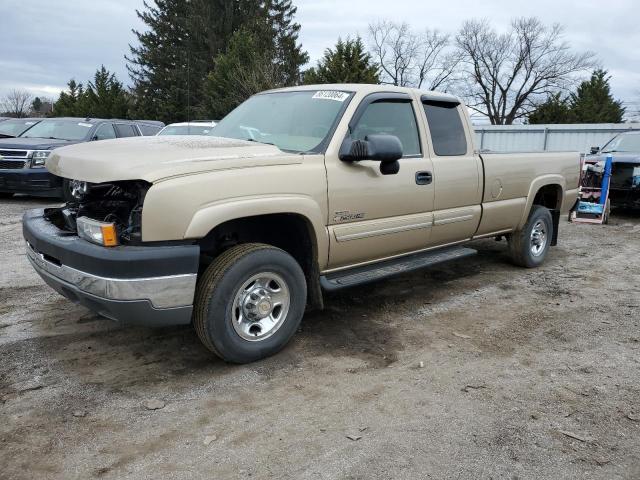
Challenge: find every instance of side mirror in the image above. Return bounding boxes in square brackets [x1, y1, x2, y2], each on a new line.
[339, 134, 403, 175]
[590, 146, 600, 155]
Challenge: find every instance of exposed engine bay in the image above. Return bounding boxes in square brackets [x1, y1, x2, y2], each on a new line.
[44, 180, 151, 244]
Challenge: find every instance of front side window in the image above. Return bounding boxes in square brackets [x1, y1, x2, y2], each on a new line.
[211, 90, 353, 153]
[94, 123, 116, 141]
[115, 124, 138, 138]
[351, 101, 421, 156]
[19, 119, 94, 141]
[423, 101, 467, 156]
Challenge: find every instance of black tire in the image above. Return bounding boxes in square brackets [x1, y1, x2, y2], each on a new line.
[508, 205, 553, 268]
[193, 243, 307, 363]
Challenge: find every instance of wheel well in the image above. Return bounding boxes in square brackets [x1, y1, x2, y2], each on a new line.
[533, 184, 562, 210]
[198, 213, 323, 310]
[532, 184, 562, 246]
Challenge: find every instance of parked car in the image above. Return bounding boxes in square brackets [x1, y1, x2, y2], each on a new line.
[0, 117, 163, 199]
[0, 118, 41, 138]
[157, 121, 217, 136]
[586, 130, 640, 209]
[24, 84, 579, 363]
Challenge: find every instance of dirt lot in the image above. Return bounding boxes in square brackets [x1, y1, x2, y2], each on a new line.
[0, 196, 639, 480]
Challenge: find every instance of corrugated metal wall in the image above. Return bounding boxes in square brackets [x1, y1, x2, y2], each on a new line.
[474, 124, 640, 154]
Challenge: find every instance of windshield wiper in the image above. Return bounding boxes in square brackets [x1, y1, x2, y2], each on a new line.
[0, 133, 15, 138]
[245, 138, 275, 146]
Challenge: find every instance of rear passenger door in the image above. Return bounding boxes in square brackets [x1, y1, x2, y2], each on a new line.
[114, 123, 139, 138]
[421, 98, 483, 246]
[326, 93, 435, 269]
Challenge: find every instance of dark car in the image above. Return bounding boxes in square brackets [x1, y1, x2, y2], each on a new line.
[586, 131, 640, 209]
[0, 117, 164, 200]
[0, 118, 42, 138]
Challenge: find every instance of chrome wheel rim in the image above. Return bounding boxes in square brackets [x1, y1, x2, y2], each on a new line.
[530, 220, 547, 256]
[231, 272, 290, 342]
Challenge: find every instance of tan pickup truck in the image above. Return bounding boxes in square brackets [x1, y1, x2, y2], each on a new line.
[23, 84, 579, 363]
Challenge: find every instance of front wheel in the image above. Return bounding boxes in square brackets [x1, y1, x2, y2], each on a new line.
[508, 205, 553, 268]
[193, 243, 307, 363]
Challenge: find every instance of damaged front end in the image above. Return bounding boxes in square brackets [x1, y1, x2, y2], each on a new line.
[44, 180, 151, 245]
[610, 163, 640, 209]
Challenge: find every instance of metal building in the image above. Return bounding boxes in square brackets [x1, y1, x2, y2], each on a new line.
[474, 124, 640, 154]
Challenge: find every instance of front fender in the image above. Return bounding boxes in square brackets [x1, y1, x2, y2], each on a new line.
[184, 194, 329, 268]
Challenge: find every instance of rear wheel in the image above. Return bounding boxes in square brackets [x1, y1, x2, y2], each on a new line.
[508, 206, 553, 268]
[193, 243, 307, 363]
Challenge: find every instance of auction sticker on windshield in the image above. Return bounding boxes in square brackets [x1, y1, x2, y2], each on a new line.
[312, 91, 349, 102]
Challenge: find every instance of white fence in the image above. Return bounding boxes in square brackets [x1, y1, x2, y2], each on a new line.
[474, 124, 640, 154]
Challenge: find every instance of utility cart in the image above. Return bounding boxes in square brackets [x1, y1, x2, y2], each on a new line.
[570, 154, 612, 224]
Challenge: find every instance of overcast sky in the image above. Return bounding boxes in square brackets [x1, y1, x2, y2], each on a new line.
[2, 0, 639, 113]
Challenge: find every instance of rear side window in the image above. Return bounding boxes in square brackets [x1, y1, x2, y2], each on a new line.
[352, 101, 421, 156]
[423, 101, 467, 156]
[138, 124, 162, 136]
[115, 124, 139, 138]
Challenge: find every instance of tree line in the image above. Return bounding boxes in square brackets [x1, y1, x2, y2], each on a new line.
[3, 1, 626, 125]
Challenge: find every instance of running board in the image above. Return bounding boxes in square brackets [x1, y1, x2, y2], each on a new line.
[320, 246, 477, 291]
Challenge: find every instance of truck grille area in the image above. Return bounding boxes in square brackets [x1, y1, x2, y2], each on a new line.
[0, 160, 26, 169]
[45, 180, 151, 244]
[0, 149, 28, 158]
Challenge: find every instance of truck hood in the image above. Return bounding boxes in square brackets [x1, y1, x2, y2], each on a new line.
[46, 135, 301, 183]
[0, 137, 79, 151]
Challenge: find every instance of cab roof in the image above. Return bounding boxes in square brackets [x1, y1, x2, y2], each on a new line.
[265, 83, 461, 103]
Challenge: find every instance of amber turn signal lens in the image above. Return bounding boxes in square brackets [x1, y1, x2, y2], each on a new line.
[100, 224, 119, 247]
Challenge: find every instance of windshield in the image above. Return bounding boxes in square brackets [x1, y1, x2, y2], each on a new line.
[158, 125, 213, 136]
[0, 119, 40, 137]
[601, 133, 640, 153]
[19, 119, 94, 141]
[210, 90, 353, 153]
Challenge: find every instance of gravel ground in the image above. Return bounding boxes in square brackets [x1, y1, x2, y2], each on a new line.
[1, 196, 639, 480]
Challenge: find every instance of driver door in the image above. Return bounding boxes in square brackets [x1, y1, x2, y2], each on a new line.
[325, 93, 435, 270]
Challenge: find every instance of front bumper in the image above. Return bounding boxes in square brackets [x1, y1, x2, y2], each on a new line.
[0, 168, 62, 197]
[23, 209, 200, 327]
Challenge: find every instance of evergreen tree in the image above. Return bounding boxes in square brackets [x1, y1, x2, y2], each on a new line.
[528, 93, 573, 124]
[569, 69, 625, 123]
[52, 68, 130, 118]
[52, 80, 85, 116]
[203, 28, 278, 118]
[304, 37, 379, 85]
[127, 0, 306, 123]
[201, 1, 308, 118]
[31, 97, 42, 114]
[83, 66, 130, 118]
[267, 0, 308, 86]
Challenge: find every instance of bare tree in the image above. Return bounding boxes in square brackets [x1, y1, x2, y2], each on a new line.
[368, 20, 457, 90]
[455, 17, 595, 125]
[1, 89, 34, 118]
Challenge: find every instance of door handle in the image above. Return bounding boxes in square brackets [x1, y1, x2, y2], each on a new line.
[415, 171, 433, 185]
